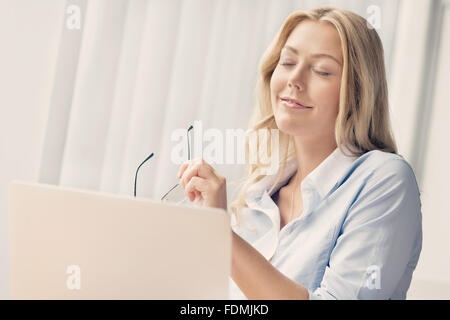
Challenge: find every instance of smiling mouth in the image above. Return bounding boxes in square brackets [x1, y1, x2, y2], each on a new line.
[280, 98, 312, 109]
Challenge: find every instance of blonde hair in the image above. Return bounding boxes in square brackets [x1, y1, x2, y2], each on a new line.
[229, 6, 398, 226]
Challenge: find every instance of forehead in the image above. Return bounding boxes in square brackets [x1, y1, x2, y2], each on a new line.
[283, 20, 343, 62]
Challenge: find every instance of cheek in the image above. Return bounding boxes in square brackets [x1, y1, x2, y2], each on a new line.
[270, 71, 286, 112]
[310, 81, 340, 116]
[270, 69, 284, 95]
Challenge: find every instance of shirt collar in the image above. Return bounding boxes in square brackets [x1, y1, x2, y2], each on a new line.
[245, 144, 358, 206]
[244, 156, 297, 207]
[306, 144, 358, 199]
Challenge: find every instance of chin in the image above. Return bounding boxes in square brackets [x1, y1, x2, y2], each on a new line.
[274, 116, 310, 137]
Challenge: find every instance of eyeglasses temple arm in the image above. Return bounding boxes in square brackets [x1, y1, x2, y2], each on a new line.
[134, 152, 154, 197]
[187, 125, 193, 161]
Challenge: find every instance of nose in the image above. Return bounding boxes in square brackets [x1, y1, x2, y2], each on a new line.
[288, 79, 304, 91]
[287, 64, 306, 91]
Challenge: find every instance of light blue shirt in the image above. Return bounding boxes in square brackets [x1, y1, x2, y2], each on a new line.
[228, 146, 422, 300]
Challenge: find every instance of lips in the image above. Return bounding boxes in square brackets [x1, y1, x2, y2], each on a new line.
[280, 97, 312, 109]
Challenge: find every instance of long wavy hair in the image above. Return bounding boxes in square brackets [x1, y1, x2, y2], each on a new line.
[229, 6, 398, 225]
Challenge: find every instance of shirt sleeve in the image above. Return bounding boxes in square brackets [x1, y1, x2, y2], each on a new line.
[309, 158, 423, 300]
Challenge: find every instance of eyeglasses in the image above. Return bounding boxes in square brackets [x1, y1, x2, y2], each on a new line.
[134, 152, 154, 197]
[133, 125, 194, 204]
[161, 124, 193, 203]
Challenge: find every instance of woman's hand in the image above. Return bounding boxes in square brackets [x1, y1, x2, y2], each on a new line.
[177, 158, 227, 210]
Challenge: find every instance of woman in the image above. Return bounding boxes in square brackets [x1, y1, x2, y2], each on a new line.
[177, 6, 422, 300]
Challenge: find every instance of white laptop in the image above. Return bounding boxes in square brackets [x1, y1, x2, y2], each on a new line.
[8, 181, 231, 299]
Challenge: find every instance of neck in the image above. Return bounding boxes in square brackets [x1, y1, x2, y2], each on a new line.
[292, 136, 337, 184]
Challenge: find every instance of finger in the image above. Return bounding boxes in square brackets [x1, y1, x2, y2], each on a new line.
[194, 192, 203, 204]
[177, 160, 191, 179]
[195, 158, 222, 184]
[192, 190, 202, 203]
[180, 159, 216, 188]
[181, 178, 195, 200]
[180, 163, 201, 188]
[185, 176, 208, 200]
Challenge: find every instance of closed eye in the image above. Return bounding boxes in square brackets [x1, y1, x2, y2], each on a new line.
[315, 70, 330, 76]
[280, 63, 331, 77]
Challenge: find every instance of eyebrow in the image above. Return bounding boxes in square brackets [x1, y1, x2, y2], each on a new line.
[282, 45, 342, 66]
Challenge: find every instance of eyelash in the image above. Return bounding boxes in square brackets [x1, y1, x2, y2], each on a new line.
[279, 63, 330, 77]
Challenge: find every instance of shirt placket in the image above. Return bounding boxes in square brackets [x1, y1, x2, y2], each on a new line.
[273, 186, 320, 261]
[247, 191, 282, 261]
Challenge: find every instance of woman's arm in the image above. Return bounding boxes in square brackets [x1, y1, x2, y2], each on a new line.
[231, 230, 309, 300]
[178, 158, 309, 299]
[178, 159, 308, 299]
